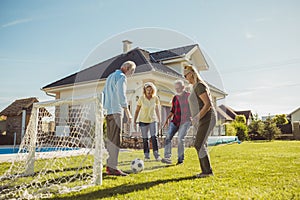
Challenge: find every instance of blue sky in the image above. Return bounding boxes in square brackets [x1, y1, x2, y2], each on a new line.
[1, 0, 300, 117]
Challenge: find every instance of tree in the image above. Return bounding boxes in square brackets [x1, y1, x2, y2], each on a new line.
[225, 123, 237, 136]
[272, 114, 288, 125]
[262, 118, 281, 141]
[233, 121, 248, 141]
[248, 119, 265, 140]
[252, 113, 259, 121]
[235, 115, 246, 124]
[225, 115, 249, 141]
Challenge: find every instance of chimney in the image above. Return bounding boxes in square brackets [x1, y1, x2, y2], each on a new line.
[122, 40, 132, 53]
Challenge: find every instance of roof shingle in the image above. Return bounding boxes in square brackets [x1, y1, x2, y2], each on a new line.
[42, 48, 182, 89]
[0, 97, 38, 117]
[149, 44, 198, 61]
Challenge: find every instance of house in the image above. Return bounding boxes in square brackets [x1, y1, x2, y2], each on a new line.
[289, 107, 300, 123]
[289, 107, 300, 140]
[0, 97, 38, 145]
[41, 41, 227, 137]
[218, 104, 253, 125]
[216, 106, 234, 123]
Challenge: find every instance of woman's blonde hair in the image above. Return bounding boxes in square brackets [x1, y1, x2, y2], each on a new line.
[184, 64, 211, 93]
[143, 82, 157, 97]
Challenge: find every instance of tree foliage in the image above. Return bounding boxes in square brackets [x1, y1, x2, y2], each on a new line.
[248, 119, 265, 140]
[225, 123, 237, 136]
[262, 118, 281, 141]
[235, 115, 246, 124]
[272, 114, 288, 125]
[233, 121, 248, 141]
[225, 115, 248, 141]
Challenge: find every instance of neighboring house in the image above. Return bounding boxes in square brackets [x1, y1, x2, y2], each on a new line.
[289, 107, 300, 139]
[218, 104, 253, 125]
[42, 41, 227, 136]
[216, 106, 234, 123]
[0, 97, 38, 145]
[289, 107, 300, 123]
[217, 105, 235, 124]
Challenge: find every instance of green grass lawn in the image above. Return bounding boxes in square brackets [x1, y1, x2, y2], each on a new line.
[1, 141, 300, 199]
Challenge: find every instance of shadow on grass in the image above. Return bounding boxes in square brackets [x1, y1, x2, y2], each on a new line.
[1, 171, 118, 195]
[122, 163, 175, 174]
[53, 175, 197, 200]
[117, 160, 132, 166]
[250, 140, 272, 143]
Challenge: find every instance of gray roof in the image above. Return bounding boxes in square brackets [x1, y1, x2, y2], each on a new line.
[0, 97, 38, 116]
[42, 48, 182, 89]
[42, 44, 225, 98]
[149, 44, 198, 61]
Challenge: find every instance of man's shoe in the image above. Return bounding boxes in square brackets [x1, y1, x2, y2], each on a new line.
[106, 166, 128, 176]
[144, 157, 151, 162]
[195, 172, 214, 178]
[161, 158, 172, 164]
[176, 161, 183, 165]
[155, 156, 162, 162]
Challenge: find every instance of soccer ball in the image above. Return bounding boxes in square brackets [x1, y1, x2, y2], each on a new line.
[131, 158, 144, 173]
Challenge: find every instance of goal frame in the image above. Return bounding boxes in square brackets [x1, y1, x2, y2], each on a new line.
[23, 94, 105, 185]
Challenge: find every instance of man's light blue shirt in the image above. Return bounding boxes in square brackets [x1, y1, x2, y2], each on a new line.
[103, 70, 128, 115]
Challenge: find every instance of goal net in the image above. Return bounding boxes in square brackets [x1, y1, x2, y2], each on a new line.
[0, 95, 107, 199]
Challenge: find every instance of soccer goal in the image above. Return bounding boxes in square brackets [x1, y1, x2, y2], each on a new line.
[0, 95, 107, 199]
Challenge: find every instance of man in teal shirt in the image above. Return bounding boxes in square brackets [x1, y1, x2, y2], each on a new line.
[103, 60, 136, 176]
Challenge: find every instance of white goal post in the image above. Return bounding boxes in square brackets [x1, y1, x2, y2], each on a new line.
[0, 94, 106, 199]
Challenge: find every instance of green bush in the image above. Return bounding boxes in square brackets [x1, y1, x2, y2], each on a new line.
[235, 115, 246, 124]
[225, 120, 248, 141]
[248, 119, 265, 140]
[262, 118, 281, 141]
[225, 123, 237, 136]
[272, 114, 288, 125]
[233, 122, 249, 141]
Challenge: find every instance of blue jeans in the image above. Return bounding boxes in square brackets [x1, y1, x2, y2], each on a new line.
[164, 121, 191, 162]
[139, 122, 160, 159]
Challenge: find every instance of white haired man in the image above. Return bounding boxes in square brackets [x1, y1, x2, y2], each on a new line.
[161, 80, 191, 165]
[103, 60, 136, 176]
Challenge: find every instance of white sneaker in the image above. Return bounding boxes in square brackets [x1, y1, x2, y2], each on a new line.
[161, 158, 172, 164]
[155, 156, 162, 162]
[144, 157, 151, 162]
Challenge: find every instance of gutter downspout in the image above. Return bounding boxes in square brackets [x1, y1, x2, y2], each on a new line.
[21, 108, 26, 140]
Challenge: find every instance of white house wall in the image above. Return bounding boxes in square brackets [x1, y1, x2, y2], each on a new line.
[48, 71, 224, 135]
[291, 109, 300, 131]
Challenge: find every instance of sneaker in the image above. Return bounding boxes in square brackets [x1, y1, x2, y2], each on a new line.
[195, 172, 214, 178]
[106, 166, 128, 176]
[155, 156, 162, 162]
[176, 161, 183, 165]
[161, 158, 172, 164]
[144, 157, 151, 162]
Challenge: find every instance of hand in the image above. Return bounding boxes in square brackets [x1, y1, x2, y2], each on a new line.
[163, 120, 168, 128]
[191, 115, 200, 126]
[127, 116, 132, 124]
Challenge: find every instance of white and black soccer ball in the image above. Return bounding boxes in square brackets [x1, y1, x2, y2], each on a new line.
[131, 158, 144, 173]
